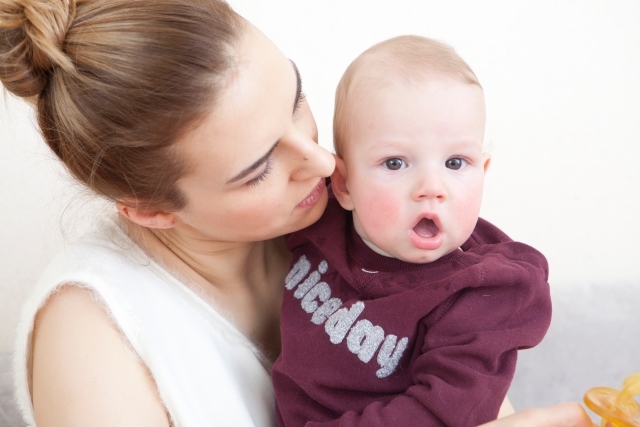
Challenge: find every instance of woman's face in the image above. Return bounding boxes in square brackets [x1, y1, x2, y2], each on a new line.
[171, 24, 335, 243]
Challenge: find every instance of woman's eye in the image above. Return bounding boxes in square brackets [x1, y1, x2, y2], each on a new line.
[445, 158, 467, 170]
[384, 158, 406, 170]
[246, 158, 273, 187]
[294, 91, 306, 114]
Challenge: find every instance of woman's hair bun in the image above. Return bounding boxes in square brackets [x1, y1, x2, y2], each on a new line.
[0, 0, 76, 99]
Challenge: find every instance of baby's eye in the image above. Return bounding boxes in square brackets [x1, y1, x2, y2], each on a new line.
[384, 158, 406, 170]
[445, 157, 467, 170]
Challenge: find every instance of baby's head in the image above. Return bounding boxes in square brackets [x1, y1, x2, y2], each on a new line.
[331, 35, 491, 263]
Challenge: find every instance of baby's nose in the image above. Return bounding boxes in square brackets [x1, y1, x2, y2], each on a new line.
[411, 171, 446, 201]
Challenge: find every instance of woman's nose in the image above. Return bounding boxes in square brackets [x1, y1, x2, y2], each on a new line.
[411, 169, 446, 202]
[288, 131, 335, 182]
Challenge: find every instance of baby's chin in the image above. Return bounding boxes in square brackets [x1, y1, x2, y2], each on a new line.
[392, 248, 454, 264]
[363, 237, 456, 265]
[357, 220, 463, 264]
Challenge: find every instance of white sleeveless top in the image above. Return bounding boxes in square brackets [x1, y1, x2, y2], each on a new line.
[13, 218, 276, 427]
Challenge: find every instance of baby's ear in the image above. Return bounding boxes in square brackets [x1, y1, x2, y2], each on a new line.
[483, 152, 491, 173]
[331, 156, 355, 211]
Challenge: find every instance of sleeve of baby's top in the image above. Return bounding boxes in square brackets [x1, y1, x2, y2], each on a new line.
[305, 243, 552, 427]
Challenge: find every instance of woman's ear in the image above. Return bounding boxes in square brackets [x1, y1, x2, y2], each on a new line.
[331, 156, 355, 211]
[116, 201, 180, 229]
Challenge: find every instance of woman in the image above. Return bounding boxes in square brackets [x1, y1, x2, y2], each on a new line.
[0, 0, 592, 426]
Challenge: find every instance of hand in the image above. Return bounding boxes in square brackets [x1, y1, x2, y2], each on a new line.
[478, 402, 594, 427]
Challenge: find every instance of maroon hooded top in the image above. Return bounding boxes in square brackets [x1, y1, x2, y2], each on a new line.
[272, 195, 551, 427]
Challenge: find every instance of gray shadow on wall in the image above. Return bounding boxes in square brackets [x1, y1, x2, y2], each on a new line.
[510, 282, 640, 420]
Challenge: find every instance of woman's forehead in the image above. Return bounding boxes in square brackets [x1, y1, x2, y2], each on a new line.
[175, 25, 297, 183]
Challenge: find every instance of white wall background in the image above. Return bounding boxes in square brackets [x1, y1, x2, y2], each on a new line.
[1, 0, 639, 353]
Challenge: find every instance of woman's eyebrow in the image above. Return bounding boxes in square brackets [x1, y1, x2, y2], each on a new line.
[226, 142, 279, 184]
[291, 60, 302, 111]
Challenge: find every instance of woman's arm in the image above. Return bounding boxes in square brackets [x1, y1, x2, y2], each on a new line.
[31, 286, 170, 427]
[479, 402, 593, 427]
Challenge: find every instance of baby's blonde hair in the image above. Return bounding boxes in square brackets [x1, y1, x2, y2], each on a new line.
[333, 35, 481, 157]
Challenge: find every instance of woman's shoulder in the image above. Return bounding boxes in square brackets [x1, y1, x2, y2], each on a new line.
[14, 219, 277, 427]
[30, 285, 171, 426]
[12, 218, 177, 425]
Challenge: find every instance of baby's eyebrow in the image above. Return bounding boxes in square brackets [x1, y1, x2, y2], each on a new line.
[226, 142, 279, 184]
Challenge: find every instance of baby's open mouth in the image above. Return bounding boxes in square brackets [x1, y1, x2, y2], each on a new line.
[413, 218, 439, 238]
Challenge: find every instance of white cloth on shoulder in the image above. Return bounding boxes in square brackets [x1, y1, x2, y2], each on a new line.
[13, 218, 276, 427]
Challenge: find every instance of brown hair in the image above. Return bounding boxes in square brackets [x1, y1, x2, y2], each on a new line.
[333, 35, 481, 158]
[0, 0, 244, 211]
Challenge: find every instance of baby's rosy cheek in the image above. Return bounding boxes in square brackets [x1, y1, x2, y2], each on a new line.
[358, 191, 402, 231]
[456, 198, 484, 235]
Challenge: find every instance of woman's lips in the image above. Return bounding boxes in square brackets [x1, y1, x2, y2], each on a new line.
[297, 179, 326, 209]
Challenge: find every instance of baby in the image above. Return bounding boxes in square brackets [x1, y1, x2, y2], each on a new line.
[272, 36, 552, 427]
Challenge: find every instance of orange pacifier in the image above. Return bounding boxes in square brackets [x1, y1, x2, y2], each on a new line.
[584, 373, 640, 427]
